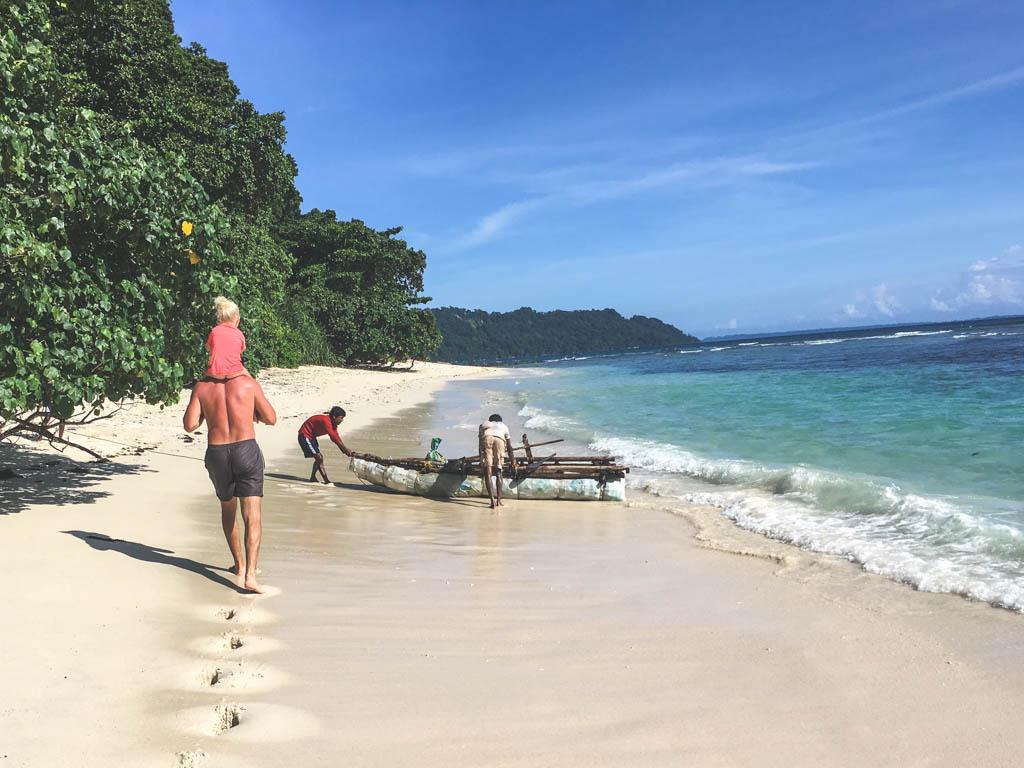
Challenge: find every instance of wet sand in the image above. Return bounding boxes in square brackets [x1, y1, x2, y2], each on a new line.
[3, 365, 1024, 767]
[192, 389, 1024, 767]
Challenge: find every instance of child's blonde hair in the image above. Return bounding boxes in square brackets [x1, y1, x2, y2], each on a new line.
[214, 296, 240, 323]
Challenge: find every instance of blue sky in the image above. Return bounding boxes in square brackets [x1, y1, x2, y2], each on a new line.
[171, 0, 1024, 337]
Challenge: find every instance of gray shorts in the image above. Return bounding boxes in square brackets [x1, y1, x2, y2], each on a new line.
[204, 439, 265, 501]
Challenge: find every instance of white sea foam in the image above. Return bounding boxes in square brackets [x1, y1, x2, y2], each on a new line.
[891, 330, 951, 337]
[793, 329, 954, 347]
[678, 349, 703, 354]
[517, 404, 580, 433]
[591, 434, 1024, 611]
[708, 346, 732, 352]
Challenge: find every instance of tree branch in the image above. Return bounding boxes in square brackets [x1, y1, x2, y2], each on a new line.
[0, 416, 108, 461]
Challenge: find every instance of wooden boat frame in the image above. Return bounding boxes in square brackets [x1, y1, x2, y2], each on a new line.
[349, 435, 629, 502]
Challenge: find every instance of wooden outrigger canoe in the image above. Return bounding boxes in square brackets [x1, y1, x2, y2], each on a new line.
[349, 435, 628, 502]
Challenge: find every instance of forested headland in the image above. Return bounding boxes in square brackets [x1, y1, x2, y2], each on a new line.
[430, 307, 698, 362]
[1, 0, 439, 448]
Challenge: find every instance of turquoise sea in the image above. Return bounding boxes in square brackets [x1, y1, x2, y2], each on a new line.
[456, 317, 1024, 611]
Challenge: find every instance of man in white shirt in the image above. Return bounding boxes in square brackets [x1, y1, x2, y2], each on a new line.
[478, 414, 513, 509]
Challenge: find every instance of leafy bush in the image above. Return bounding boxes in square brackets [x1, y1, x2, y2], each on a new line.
[284, 211, 440, 365]
[1, 0, 231, 439]
[1, 0, 440, 454]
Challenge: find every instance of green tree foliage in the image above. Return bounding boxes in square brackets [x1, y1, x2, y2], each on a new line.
[283, 211, 441, 364]
[51, 0, 302, 375]
[430, 307, 699, 362]
[2, 0, 439, 453]
[48, 0, 436, 372]
[1, 0, 231, 448]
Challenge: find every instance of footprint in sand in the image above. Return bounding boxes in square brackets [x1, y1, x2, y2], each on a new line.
[196, 659, 286, 693]
[177, 700, 319, 741]
[214, 702, 245, 734]
[175, 749, 207, 767]
[186, 633, 283, 657]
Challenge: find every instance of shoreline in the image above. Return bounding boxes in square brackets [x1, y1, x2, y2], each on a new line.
[4, 363, 1024, 766]
[0, 362, 502, 767]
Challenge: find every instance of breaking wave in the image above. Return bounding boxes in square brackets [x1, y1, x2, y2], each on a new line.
[590, 435, 1024, 611]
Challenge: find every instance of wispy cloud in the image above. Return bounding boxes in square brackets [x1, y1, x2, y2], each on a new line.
[561, 157, 818, 205]
[455, 198, 546, 248]
[765, 64, 1024, 162]
[862, 66, 1024, 125]
[432, 64, 1024, 252]
[451, 155, 817, 248]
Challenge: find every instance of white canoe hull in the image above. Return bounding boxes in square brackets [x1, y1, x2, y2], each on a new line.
[350, 457, 625, 502]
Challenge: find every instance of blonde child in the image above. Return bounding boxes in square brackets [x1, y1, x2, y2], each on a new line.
[206, 296, 250, 380]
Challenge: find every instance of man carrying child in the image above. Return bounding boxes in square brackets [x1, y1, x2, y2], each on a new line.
[183, 296, 275, 593]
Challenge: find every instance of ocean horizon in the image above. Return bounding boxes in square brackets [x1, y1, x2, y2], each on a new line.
[457, 315, 1024, 611]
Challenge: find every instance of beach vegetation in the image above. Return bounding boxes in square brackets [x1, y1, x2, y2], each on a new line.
[1, 0, 439, 452]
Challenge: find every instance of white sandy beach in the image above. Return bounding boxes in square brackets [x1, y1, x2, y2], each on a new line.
[3, 363, 1024, 767]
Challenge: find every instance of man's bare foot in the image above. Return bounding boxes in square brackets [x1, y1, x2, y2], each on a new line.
[497, 499, 505, 507]
[227, 563, 241, 575]
[243, 574, 265, 594]
[308, 475, 318, 482]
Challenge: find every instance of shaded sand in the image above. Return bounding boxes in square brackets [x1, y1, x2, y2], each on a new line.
[3, 364, 1024, 767]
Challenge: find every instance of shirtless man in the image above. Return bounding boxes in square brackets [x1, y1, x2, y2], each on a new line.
[183, 376, 277, 593]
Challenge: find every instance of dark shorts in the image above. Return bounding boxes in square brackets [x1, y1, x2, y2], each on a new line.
[298, 434, 320, 458]
[204, 439, 265, 502]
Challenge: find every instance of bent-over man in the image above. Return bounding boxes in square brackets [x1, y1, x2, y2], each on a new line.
[298, 406, 352, 484]
[184, 375, 277, 593]
[478, 414, 513, 509]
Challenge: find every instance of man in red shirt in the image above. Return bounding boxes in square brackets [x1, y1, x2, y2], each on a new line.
[298, 406, 353, 483]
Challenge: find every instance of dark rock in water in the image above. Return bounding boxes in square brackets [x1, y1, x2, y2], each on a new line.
[0, 468, 24, 480]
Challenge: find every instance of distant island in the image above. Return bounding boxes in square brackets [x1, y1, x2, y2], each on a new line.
[429, 307, 699, 362]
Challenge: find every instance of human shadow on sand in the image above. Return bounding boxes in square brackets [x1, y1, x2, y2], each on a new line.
[265, 472, 393, 494]
[262, 472, 485, 507]
[0, 442, 145, 517]
[63, 530, 247, 593]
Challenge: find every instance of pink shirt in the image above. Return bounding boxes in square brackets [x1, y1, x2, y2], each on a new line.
[206, 323, 246, 377]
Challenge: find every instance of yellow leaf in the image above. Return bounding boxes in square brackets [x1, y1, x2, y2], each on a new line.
[181, 220, 193, 236]
[169, 271, 177, 277]
[187, 249, 200, 265]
